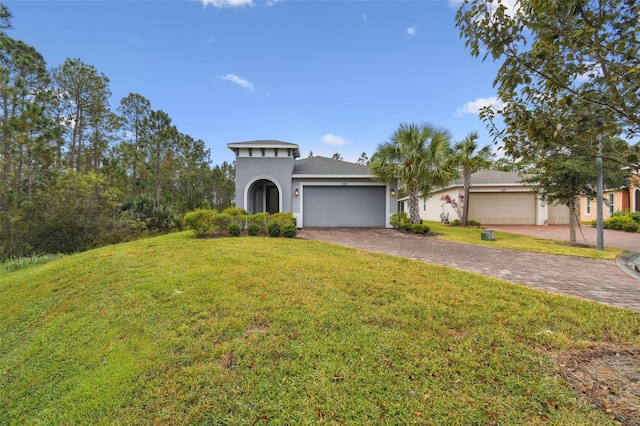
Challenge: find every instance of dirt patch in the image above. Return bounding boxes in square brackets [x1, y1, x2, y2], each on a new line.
[549, 343, 640, 425]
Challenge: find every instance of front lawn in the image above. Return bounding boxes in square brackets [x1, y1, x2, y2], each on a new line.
[1, 232, 638, 424]
[426, 221, 624, 260]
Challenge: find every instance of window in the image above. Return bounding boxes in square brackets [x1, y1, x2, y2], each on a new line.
[248, 148, 253, 157]
[287, 148, 291, 157]
[261, 148, 265, 157]
[586, 196, 591, 215]
[423, 198, 426, 211]
[234, 148, 239, 156]
[274, 148, 278, 157]
[609, 193, 615, 215]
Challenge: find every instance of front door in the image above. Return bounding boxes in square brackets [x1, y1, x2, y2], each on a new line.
[266, 185, 279, 214]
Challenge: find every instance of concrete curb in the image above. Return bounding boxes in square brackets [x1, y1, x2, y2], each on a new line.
[616, 251, 640, 281]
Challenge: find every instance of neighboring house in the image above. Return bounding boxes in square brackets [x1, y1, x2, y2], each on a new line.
[579, 174, 640, 220]
[229, 140, 398, 228]
[400, 169, 570, 225]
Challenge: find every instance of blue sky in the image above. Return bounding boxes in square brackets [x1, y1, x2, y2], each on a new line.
[7, 0, 503, 165]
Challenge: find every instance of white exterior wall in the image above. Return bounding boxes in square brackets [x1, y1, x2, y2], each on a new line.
[402, 185, 570, 225]
[418, 188, 462, 223]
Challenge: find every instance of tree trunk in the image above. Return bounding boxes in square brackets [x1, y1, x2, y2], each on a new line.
[568, 200, 577, 246]
[409, 186, 420, 224]
[461, 168, 471, 227]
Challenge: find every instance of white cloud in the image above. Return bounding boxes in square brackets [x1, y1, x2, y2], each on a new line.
[406, 25, 417, 36]
[206, 37, 215, 44]
[575, 62, 603, 82]
[362, 14, 367, 22]
[321, 133, 351, 146]
[201, 0, 253, 8]
[454, 96, 503, 117]
[219, 74, 255, 91]
[266, 0, 284, 6]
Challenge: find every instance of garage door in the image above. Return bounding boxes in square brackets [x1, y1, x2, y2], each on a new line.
[469, 193, 536, 225]
[547, 202, 570, 225]
[303, 186, 386, 227]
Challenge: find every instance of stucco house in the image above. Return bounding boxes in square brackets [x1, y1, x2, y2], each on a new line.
[229, 140, 398, 228]
[579, 174, 640, 220]
[401, 169, 570, 225]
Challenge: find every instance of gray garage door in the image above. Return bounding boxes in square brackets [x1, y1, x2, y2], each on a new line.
[303, 186, 386, 227]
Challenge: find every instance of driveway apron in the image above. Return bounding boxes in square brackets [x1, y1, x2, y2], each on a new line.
[298, 228, 640, 312]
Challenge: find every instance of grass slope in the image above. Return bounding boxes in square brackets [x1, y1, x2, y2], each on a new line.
[1, 232, 638, 425]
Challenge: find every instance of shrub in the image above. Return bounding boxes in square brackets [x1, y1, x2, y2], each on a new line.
[611, 210, 640, 226]
[183, 209, 217, 237]
[409, 223, 430, 234]
[211, 213, 232, 234]
[222, 207, 248, 217]
[227, 222, 242, 237]
[222, 207, 247, 230]
[268, 212, 296, 237]
[467, 219, 482, 227]
[390, 211, 410, 229]
[268, 222, 281, 237]
[270, 212, 297, 227]
[282, 223, 298, 238]
[604, 214, 640, 233]
[248, 212, 269, 235]
[184, 209, 234, 237]
[450, 219, 461, 227]
[247, 222, 261, 236]
[122, 196, 181, 232]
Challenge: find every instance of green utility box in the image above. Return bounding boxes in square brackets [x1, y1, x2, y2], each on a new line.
[481, 229, 495, 241]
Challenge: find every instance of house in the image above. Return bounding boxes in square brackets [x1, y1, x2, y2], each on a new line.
[579, 174, 640, 220]
[400, 169, 570, 225]
[228, 140, 398, 227]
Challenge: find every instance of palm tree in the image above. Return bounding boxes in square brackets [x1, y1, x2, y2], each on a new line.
[369, 122, 456, 224]
[452, 131, 493, 226]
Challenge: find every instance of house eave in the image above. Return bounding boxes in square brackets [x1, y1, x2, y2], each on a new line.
[292, 174, 378, 180]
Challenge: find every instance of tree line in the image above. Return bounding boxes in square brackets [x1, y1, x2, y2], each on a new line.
[0, 5, 234, 260]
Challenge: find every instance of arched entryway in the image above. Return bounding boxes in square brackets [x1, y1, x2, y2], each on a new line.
[635, 189, 640, 212]
[245, 178, 281, 214]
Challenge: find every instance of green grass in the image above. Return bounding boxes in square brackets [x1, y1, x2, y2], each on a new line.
[426, 222, 624, 260]
[0, 253, 66, 274]
[1, 232, 638, 425]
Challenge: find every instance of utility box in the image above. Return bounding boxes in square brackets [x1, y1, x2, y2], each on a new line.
[481, 229, 495, 241]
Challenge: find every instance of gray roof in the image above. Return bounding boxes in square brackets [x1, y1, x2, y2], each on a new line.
[467, 169, 529, 185]
[293, 156, 373, 176]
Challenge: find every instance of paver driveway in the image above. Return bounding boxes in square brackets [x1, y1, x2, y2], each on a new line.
[298, 228, 640, 312]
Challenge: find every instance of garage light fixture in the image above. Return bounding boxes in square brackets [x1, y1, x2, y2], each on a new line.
[294, 188, 299, 196]
[390, 188, 396, 196]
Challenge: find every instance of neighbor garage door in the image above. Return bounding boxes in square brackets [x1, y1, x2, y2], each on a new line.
[303, 186, 386, 227]
[547, 202, 570, 225]
[469, 193, 536, 225]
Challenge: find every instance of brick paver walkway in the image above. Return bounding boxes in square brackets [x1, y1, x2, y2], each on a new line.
[298, 228, 640, 312]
